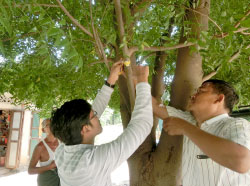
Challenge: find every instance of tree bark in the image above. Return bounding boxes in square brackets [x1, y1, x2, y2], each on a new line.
[117, 0, 210, 185]
[128, 0, 210, 186]
[155, 1, 210, 186]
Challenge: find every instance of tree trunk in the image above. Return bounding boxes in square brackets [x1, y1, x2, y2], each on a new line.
[124, 0, 210, 186]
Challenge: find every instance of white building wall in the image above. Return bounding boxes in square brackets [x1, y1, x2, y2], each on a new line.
[0, 102, 22, 110]
[20, 111, 32, 165]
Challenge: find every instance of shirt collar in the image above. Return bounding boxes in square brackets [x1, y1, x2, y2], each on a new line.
[63, 143, 93, 152]
[204, 113, 229, 125]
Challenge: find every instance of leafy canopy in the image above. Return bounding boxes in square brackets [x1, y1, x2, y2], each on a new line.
[0, 0, 249, 116]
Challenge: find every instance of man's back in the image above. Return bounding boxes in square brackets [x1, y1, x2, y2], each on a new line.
[55, 82, 153, 186]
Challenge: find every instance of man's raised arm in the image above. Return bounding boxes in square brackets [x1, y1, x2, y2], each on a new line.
[152, 96, 169, 120]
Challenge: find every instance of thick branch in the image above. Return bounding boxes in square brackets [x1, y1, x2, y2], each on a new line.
[128, 42, 195, 56]
[56, 0, 93, 38]
[114, 0, 135, 110]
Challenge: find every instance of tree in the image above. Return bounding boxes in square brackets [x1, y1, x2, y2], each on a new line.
[0, 0, 249, 185]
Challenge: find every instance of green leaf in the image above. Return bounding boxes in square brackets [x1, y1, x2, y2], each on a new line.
[40, 18, 52, 26]
[0, 40, 5, 56]
[47, 28, 62, 37]
[221, 11, 227, 17]
[240, 19, 250, 27]
[0, 17, 12, 36]
[142, 41, 150, 47]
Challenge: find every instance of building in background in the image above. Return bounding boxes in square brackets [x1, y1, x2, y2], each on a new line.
[0, 93, 43, 173]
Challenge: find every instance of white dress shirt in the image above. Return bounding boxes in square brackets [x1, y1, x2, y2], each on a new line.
[55, 83, 153, 186]
[167, 106, 250, 186]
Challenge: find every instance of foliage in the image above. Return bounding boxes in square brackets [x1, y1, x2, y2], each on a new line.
[0, 0, 249, 117]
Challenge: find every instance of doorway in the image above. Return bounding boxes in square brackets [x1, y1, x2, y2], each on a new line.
[0, 110, 11, 167]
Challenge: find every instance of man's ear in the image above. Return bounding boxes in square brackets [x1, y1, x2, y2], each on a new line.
[81, 125, 91, 135]
[215, 94, 225, 104]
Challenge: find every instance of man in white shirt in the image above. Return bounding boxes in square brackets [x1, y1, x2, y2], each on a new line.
[50, 62, 153, 186]
[153, 79, 250, 186]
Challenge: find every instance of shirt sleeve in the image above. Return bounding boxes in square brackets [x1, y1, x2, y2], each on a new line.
[91, 82, 153, 174]
[92, 85, 114, 118]
[166, 106, 195, 124]
[223, 118, 250, 150]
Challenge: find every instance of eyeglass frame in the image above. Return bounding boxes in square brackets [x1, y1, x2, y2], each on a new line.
[82, 110, 98, 128]
[89, 110, 98, 121]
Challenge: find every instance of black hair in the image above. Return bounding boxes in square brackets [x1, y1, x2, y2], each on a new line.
[202, 79, 239, 113]
[50, 99, 91, 145]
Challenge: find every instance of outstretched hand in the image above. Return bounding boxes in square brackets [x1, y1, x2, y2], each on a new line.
[107, 60, 124, 85]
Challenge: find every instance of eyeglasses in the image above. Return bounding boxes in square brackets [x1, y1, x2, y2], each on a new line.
[90, 110, 98, 121]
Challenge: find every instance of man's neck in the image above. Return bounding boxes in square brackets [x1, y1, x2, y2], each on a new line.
[192, 110, 228, 127]
[82, 138, 95, 145]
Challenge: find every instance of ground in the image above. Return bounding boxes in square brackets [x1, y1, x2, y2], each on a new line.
[0, 124, 130, 186]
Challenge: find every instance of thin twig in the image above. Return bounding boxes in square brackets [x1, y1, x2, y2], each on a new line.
[113, 0, 129, 56]
[229, 51, 241, 63]
[241, 32, 250, 35]
[234, 27, 250, 33]
[202, 71, 218, 82]
[214, 27, 250, 38]
[89, 2, 102, 58]
[89, 0, 109, 70]
[131, 0, 155, 16]
[183, 5, 223, 36]
[56, 0, 93, 38]
[6, 3, 60, 8]
[234, 10, 250, 28]
[114, 0, 135, 110]
[139, 52, 156, 63]
[89, 59, 114, 66]
[100, 2, 109, 25]
[128, 42, 195, 56]
[2, 32, 38, 42]
[228, 44, 250, 63]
